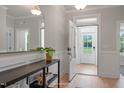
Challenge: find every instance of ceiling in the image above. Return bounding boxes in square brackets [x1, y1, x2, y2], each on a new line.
[64, 5, 119, 12]
[5, 5, 33, 17]
[3, 5, 120, 17]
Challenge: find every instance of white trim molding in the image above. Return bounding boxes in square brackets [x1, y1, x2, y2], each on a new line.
[116, 20, 124, 66]
[72, 13, 101, 77]
[14, 15, 43, 19]
[0, 6, 8, 10]
[99, 51, 120, 78]
[65, 6, 121, 14]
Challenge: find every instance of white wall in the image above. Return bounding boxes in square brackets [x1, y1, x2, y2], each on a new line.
[42, 5, 68, 76]
[67, 6, 124, 78]
[6, 16, 14, 28]
[0, 7, 7, 52]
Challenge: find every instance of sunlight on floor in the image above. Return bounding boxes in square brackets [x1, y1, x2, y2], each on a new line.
[76, 64, 97, 75]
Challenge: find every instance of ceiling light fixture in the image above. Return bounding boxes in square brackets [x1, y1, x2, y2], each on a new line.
[31, 5, 41, 16]
[75, 4, 87, 10]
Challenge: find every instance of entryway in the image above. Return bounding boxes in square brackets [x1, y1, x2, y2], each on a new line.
[76, 25, 97, 75]
[69, 17, 98, 81]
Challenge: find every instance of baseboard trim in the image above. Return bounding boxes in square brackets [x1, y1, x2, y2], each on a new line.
[98, 73, 120, 79]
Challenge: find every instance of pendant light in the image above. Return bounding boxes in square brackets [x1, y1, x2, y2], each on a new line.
[75, 4, 86, 10]
[31, 5, 41, 16]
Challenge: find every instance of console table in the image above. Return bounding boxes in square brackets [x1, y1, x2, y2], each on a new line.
[0, 59, 60, 88]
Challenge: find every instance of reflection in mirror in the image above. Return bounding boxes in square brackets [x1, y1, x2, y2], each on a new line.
[15, 28, 29, 51]
[0, 5, 45, 52]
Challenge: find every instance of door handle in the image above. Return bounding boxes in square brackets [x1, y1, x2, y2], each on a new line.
[67, 48, 71, 51]
[67, 48, 71, 55]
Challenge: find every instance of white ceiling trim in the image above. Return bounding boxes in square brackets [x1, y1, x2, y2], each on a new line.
[14, 15, 43, 19]
[6, 14, 43, 20]
[0, 6, 8, 10]
[65, 5, 121, 13]
[6, 15, 15, 20]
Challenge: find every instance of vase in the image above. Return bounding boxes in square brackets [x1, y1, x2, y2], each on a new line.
[46, 53, 52, 63]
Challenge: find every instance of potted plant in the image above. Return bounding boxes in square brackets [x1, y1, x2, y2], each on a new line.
[40, 47, 55, 63]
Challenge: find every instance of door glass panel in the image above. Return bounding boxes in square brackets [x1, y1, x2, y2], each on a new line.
[83, 35, 92, 54]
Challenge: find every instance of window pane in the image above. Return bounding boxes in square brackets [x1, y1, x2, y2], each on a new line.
[41, 22, 45, 28]
[39, 28, 44, 48]
[120, 23, 124, 55]
[83, 35, 92, 54]
[120, 30, 124, 52]
[83, 35, 87, 47]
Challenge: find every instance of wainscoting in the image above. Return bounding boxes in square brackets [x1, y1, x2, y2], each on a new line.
[98, 51, 119, 78]
[49, 50, 68, 77]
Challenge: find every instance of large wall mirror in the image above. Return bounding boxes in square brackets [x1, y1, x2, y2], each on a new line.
[0, 5, 45, 52]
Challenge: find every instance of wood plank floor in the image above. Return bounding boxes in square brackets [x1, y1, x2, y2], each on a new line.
[53, 64, 124, 88]
[66, 74, 124, 88]
[55, 74, 124, 88]
[76, 64, 97, 75]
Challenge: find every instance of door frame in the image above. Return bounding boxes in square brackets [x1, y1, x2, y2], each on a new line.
[68, 20, 77, 81]
[77, 25, 98, 65]
[72, 13, 101, 76]
[116, 20, 124, 77]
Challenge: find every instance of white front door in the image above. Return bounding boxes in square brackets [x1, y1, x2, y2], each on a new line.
[69, 20, 77, 81]
[78, 26, 97, 65]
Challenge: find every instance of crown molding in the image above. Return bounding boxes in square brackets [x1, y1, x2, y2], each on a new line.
[6, 14, 43, 20]
[14, 15, 43, 19]
[6, 15, 15, 20]
[65, 5, 121, 14]
[0, 6, 8, 10]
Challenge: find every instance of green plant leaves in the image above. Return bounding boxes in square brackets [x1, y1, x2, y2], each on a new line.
[36, 47, 55, 57]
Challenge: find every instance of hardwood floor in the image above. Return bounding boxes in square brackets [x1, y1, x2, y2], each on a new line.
[76, 63, 97, 75]
[52, 73, 69, 88]
[56, 64, 124, 88]
[58, 74, 124, 88]
[67, 74, 124, 88]
[53, 64, 124, 88]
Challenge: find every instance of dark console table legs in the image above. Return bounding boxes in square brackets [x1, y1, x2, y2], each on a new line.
[43, 67, 46, 88]
[58, 60, 60, 88]
[0, 59, 60, 88]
